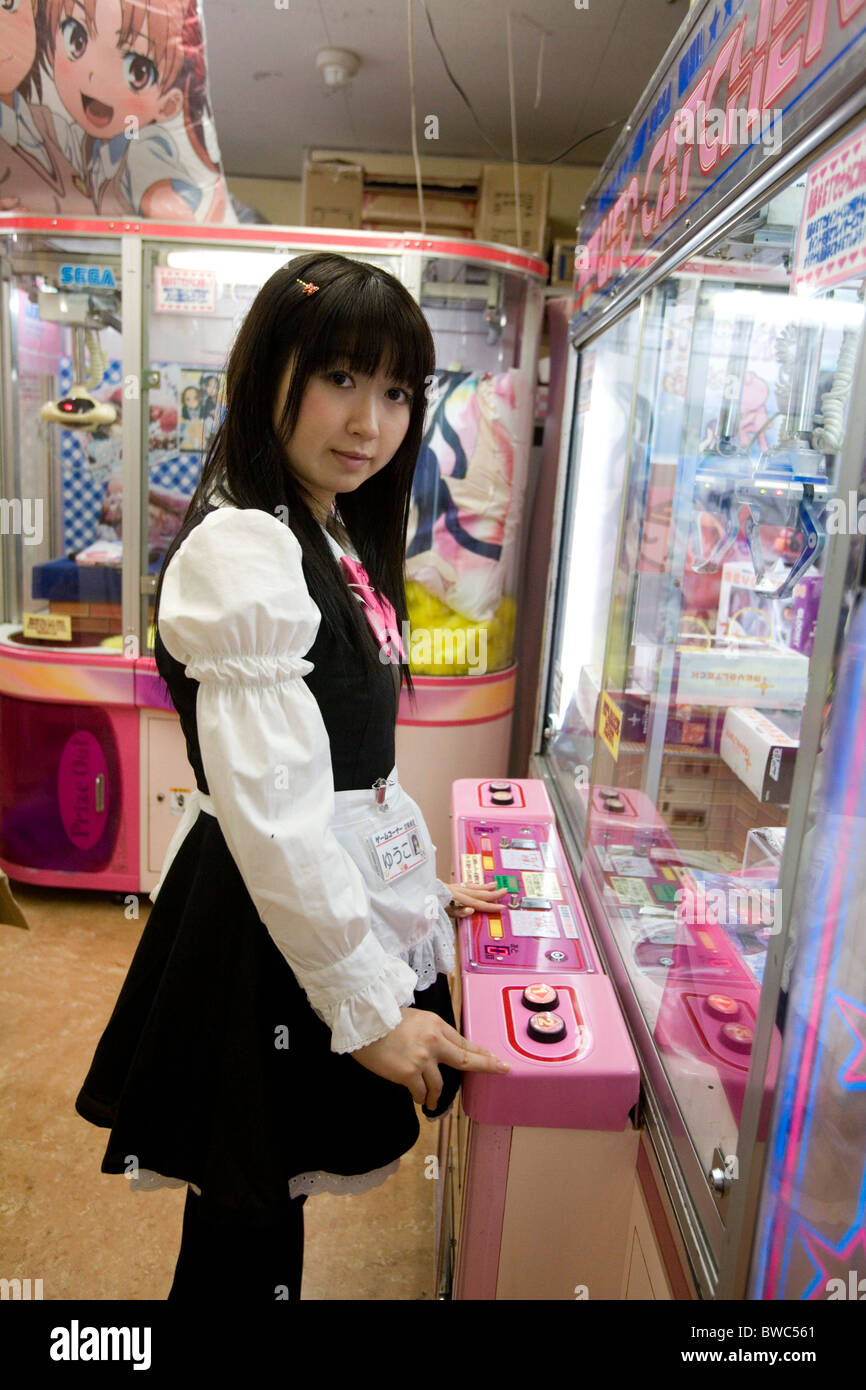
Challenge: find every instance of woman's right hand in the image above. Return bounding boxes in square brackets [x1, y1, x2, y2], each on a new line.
[350, 1007, 510, 1110]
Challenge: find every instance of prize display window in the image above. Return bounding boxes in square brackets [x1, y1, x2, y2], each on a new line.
[540, 134, 866, 1286]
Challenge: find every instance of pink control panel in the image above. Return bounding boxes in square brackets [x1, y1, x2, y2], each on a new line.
[452, 779, 639, 1132]
[453, 780, 599, 975]
[580, 784, 781, 1126]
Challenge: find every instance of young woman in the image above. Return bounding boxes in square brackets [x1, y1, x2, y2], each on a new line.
[75, 252, 509, 1301]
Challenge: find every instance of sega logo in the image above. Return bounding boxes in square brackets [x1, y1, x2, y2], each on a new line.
[59, 265, 117, 288]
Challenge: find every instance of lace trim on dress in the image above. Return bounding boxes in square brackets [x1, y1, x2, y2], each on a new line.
[127, 1163, 399, 1201]
[401, 912, 456, 993]
[288, 1161, 400, 1200]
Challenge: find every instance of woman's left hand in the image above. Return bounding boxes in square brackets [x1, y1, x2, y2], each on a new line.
[444, 880, 510, 919]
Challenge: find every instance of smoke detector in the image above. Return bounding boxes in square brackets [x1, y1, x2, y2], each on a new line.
[316, 48, 360, 90]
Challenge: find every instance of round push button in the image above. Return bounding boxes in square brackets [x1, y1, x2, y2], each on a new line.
[527, 1011, 566, 1043]
[546, 950, 567, 963]
[522, 982, 559, 1011]
[721, 1022, 754, 1053]
[706, 993, 741, 1020]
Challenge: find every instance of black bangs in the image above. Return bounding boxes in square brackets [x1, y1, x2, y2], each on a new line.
[155, 251, 436, 709]
[288, 267, 430, 398]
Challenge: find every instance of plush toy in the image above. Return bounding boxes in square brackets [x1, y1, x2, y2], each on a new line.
[406, 580, 516, 677]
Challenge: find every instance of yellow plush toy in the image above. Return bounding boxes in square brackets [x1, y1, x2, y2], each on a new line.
[406, 581, 515, 676]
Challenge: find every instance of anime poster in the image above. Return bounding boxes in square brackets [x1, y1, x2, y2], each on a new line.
[0, 0, 235, 222]
[177, 365, 223, 451]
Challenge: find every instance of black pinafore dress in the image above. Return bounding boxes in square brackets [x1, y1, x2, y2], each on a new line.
[75, 519, 460, 1222]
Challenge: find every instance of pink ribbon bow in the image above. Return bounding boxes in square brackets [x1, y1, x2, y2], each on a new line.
[339, 555, 406, 660]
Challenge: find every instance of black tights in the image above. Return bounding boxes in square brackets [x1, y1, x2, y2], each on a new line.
[168, 1187, 306, 1302]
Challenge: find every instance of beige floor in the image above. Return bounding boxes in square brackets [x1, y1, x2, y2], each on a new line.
[0, 881, 443, 1301]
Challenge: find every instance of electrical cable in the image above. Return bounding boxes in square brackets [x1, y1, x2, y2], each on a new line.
[546, 118, 626, 164]
[420, 0, 509, 159]
[407, 0, 426, 233]
[535, 29, 545, 110]
[505, 9, 521, 249]
[812, 328, 858, 454]
[421, 0, 625, 166]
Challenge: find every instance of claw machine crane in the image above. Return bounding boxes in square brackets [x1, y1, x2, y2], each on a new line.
[523, 0, 866, 1301]
[0, 220, 544, 895]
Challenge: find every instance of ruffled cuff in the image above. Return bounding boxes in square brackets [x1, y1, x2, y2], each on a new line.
[299, 932, 419, 1054]
[435, 876, 455, 908]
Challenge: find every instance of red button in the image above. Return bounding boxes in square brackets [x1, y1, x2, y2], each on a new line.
[522, 982, 559, 1010]
[527, 1011, 566, 1043]
[721, 1022, 753, 1053]
[706, 993, 741, 1020]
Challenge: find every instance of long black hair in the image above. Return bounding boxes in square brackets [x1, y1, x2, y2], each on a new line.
[153, 252, 436, 702]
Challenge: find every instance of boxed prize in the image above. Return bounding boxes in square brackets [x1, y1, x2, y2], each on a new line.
[717, 560, 793, 644]
[570, 664, 725, 752]
[634, 635, 811, 709]
[789, 574, 823, 657]
[720, 707, 800, 804]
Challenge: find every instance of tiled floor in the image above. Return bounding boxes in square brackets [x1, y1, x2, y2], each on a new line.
[0, 881, 442, 1301]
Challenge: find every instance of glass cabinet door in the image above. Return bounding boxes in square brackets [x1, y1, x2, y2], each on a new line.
[0, 234, 123, 650]
[139, 244, 290, 650]
[546, 302, 643, 832]
[544, 146, 866, 1266]
[139, 242, 408, 649]
[410, 258, 539, 676]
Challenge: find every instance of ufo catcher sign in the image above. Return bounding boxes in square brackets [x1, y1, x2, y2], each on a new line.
[0, 0, 233, 222]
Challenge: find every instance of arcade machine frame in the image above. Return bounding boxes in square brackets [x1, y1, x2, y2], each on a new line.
[526, 0, 866, 1301]
[0, 219, 545, 896]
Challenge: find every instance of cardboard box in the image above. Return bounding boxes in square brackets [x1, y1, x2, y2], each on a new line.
[720, 707, 799, 804]
[302, 161, 363, 229]
[475, 164, 550, 256]
[361, 189, 476, 230]
[550, 238, 577, 288]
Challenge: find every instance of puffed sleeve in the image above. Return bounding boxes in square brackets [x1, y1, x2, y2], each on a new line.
[157, 507, 419, 1053]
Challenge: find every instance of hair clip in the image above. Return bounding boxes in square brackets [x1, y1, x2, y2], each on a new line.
[296, 278, 320, 295]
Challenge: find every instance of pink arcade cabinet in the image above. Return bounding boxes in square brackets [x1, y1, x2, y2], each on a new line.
[0, 218, 545, 896]
[437, 776, 640, 1300]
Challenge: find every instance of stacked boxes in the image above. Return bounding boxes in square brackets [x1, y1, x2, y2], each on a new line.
[577, 665, 790, 861]
[656, 749, 787, 860]
[46, 600, 121, 644]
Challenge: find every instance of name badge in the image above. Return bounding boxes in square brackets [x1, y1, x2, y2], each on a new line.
[367, 815, 427, 883]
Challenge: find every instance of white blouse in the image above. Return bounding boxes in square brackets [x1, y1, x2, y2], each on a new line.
[155, 502, 456, 1054]
[143, 503, 455, 1202]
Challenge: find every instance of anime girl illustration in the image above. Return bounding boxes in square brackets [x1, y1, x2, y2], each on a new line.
[44, 0, 230, 220]
[1, 0, 233, 220]
[0, 0, 92, 211]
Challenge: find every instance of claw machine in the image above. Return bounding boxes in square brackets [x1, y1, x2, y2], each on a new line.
[531, 0, 866, 1298]
[0, 219, 544, 893]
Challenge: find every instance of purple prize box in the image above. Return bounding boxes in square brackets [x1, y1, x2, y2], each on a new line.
[789, 575, 822, 657]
